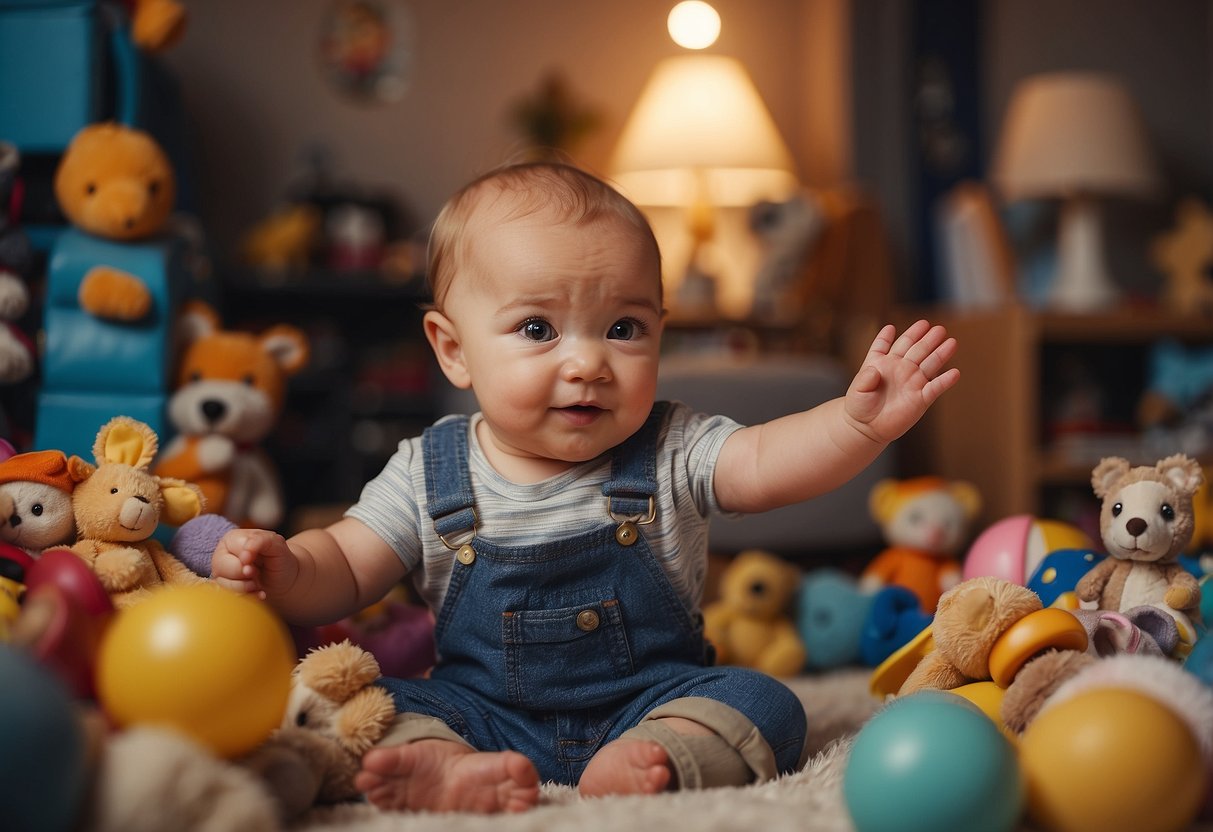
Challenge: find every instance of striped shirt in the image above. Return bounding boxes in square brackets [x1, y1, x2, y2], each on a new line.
[346, 401, 742, 614]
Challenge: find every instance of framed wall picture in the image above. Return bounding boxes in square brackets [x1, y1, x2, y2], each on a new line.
[319, 0, 413, 104]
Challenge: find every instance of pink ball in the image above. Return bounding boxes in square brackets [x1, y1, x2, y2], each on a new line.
[963, 516, 1092, 586]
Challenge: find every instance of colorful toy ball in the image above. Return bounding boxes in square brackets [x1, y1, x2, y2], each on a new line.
[963, 514, 1092, 585]
[0, 646, 90, 832]
[96, 583, 296, 758]
[1020, 687, 1205, 832]
[844, 691, 1024, 832]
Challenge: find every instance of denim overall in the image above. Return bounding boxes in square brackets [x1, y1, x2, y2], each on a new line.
[377, 403, 807, 785]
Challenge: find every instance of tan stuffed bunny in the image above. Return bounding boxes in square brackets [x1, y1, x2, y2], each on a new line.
[69, 416, 206, 608]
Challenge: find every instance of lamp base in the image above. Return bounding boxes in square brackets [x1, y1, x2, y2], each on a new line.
[1048, 195, 1119, 312]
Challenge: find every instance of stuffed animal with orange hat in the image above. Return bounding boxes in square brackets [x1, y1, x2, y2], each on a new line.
[155, 302, 309, 529]
[0, 446, 89, 557]
[860, 476, 981, 612]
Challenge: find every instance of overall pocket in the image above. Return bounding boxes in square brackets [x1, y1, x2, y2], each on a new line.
[502, 598, 634, 710]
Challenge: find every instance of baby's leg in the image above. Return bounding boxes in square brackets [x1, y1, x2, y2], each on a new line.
[579, 699, 768, 797]
[355, 714, 540, 814]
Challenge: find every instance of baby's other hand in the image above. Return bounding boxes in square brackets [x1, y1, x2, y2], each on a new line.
[210, 528, 295, 600]
[845, 320, 959, 444]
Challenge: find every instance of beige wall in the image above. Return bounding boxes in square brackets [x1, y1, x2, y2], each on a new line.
[165, 0, 851, 262]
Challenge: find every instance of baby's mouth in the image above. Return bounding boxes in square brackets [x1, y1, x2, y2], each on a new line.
[557, 404, 605, 424]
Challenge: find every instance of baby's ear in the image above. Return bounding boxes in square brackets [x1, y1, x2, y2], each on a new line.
[423, 309, 471, 389]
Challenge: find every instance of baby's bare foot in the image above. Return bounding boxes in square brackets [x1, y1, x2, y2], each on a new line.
[355, 739, 540, 813]
[579, 739, 671, 798]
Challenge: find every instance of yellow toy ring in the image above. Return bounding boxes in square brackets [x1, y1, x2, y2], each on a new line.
[988, 607, 1088, 688]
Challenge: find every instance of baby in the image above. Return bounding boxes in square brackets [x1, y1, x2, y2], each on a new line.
[212, 161, 959, 813]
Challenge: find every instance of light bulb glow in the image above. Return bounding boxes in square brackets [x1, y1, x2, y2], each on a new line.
[667, 1, 720, 50]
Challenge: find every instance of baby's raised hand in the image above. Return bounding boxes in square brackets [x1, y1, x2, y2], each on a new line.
[844, 320, 959, 444]
[210, 527, 297, 600]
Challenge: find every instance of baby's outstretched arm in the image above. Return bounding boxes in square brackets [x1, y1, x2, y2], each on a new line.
[210, 518, 406, 626]
[714, 319, 958, 513]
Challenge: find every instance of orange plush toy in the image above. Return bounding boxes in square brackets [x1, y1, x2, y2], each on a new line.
[860, 476, 982, 612]
[155, 302, 309, 529]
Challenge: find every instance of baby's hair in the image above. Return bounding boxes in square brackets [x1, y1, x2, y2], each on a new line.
[426, 161, 661, 309]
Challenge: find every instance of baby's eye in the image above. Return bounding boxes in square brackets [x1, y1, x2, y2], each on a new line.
[607, 318, 646, 340]
[1161, 503, 1175, 521]
[520, 319, 555, 342]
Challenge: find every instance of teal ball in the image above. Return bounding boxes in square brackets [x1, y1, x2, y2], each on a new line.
[0, 646, 89, 832]
[844, 691, 1023, 832]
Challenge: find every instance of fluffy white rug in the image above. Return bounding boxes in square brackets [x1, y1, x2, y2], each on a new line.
[297, 670, 879, 832]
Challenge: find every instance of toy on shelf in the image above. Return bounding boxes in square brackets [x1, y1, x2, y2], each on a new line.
[69, 416, 206, 608]
[1137, 339, 1213, 461]
[53, 123, 176, 322]
[126, 0, 188, 53]
[96, 582, 296, 759]
[703, 549, 806, 677]
[244, 639, 397, 820]
[155, 302, 310, 529]
[1150, 196, 1213, 317]
[241, 203, 323, 274]
[860, 476, 981, 612]
[962, 513, 1093, 586]
[1076, 454, 1204, 655]
[0, 448, 88, 557]
[0, 142, 35, 386]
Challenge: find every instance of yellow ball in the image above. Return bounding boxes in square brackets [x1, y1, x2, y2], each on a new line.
[97, 583, 295, 758]
[1020, 688, 1205, 832]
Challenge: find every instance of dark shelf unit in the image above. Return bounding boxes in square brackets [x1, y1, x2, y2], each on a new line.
[218, 269, 439, 522]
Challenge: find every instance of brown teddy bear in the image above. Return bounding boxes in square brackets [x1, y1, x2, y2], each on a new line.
[1076, 454, 1204, 654]
[69, 416, 207, 608]
[703, 549, 806, 677]
[53, 123, 176, 322]
[243, 639, 398, 822]
[155, 302, 309, 529]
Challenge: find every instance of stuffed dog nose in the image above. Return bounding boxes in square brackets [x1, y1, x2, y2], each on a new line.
[201, 400, 227, 425]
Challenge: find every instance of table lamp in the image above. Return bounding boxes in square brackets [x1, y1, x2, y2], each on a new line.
[991, 72, 1161, 312]
[610, 53, 798, 319]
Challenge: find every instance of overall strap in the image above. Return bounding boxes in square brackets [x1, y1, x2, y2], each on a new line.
[422, 415, 477, 544]
[601, 401, 670, 519]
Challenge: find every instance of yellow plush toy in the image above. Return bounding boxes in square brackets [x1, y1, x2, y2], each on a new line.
[703, 549, 806, 677]
[70, 416, 206, 608]
[53, 122, 176, 322]
[155, 302, 310, 529]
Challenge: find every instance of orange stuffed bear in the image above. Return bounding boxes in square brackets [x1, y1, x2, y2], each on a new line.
[860, 476, 982, 613]
[155, 302, 309, 529]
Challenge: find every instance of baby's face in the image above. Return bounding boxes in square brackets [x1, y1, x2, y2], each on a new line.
[440, 205, 664, 474]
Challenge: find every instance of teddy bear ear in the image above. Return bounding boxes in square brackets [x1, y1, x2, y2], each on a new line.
[176, 299, 220, 347]
[157, 478, 205, 525]
[949, 481, 982, 519]
[93, 416, 158, 468]
[260, 325, 310, 376]
[1091, 457, 1131, 499]
[868, 479, 900, 522]
[1156, 454, 1205, 495]
[298, 639, 382, 701]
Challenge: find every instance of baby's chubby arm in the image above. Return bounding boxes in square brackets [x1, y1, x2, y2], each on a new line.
[714, 320, 958, 513]
[210, 516, 407, 627]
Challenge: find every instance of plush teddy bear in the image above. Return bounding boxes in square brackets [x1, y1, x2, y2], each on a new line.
[703, 549, 806, 676]
[1076, 454, 1204, 653]
[243, 639, 397, 821]
[155, 301, 310, 529]
[70, 416, 207, 608]
[0, 447, 88, 557]
[53, 123, 176, 322]
[860, 476, 981, 612]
